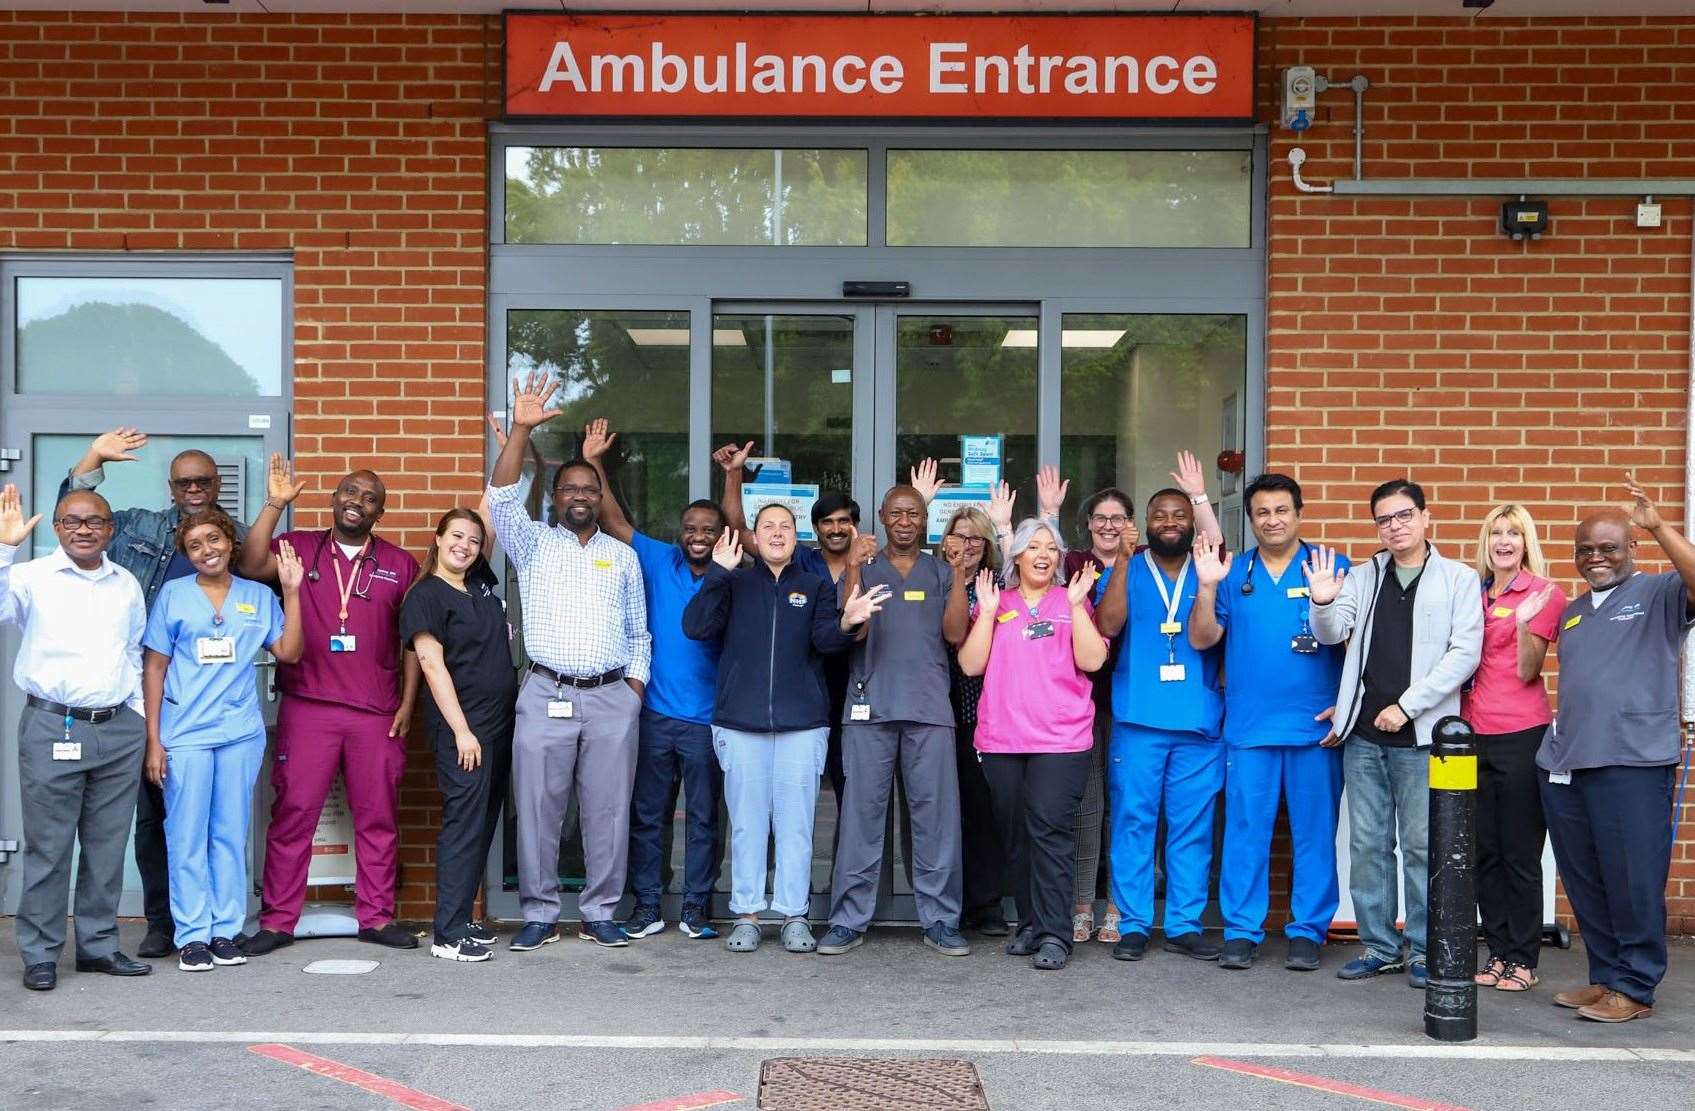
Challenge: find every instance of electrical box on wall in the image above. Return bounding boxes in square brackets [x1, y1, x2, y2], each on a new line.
[1501, 200, 1550, 241]
[1282, 66, 1317, 131]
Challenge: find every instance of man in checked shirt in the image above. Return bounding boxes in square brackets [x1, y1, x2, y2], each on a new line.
[487, 371, 652, 951]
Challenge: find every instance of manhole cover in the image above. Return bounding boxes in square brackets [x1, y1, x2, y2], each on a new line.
[758, 1058, 988, 1111]
[301, 959, 379, 975]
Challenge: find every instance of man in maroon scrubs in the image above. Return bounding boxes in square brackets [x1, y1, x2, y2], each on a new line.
[237, 455, 420, 954]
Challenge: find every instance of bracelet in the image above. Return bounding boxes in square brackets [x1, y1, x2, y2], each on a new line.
[265, 499, 286, 511]
[1189, 493, 1209, 506]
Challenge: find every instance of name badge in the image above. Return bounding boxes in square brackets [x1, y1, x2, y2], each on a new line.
[329, 634, 357, 653]
[1159, 621, 1182, 635]
[1492, 606, 1514, 619]
[1548, 770, 1572, 785]
[196, 635, 237, 665]
[1563, 615, 1582, 630]
[234, 602, 257, 615]
[1159, 663, 1186, 683]
[547, 700, 574, 719]
[850, 703, 872, 722]
[996, 610, 1017, 624]
[1286, 586, 1310, 599]
[1024, 620, 1056, 640]
[594, 559, 613, 569]
[903, 590, 926, 602]
[52, 741, 82, 761]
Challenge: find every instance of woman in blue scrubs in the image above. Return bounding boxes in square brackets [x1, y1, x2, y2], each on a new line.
[143, 509, 304, 972]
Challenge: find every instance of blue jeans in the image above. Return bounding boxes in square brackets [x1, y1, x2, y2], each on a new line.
[712, 726, 826, 918]
[627, 710, 721, 908]
[162, 732, 266, 947]
[1107, 724, 1226, 937]
[1343, 737, 1429, 963]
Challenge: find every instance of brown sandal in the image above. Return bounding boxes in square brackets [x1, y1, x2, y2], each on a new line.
[1496, 963, 1539, 992]
[1474, 957, 1507, 987]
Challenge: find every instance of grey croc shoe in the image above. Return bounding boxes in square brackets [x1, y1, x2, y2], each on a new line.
[781, 918, 817, 953]
[725, 920, 762, 953]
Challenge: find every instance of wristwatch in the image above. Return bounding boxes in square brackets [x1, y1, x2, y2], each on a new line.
[1190, 493, 1209, 506]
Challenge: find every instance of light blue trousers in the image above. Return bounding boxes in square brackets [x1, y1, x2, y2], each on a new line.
[1108, 724, 1226, 937]
[1220, 743, 1343, 944]
[162, 732, 266, 947]
[712, 726, 827, 918]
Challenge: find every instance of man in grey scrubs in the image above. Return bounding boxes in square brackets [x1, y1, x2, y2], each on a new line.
[817, 484, 971, 957]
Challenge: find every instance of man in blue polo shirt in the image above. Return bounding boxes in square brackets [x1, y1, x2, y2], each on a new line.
[583, 419, 727, 941]
[1095, 483, 1225, 963]
[1187, 474, 1347, 973]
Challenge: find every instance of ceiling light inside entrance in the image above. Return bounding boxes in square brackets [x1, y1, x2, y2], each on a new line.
[627, 328, 748, 346]
[1001, 329, 1126, 349]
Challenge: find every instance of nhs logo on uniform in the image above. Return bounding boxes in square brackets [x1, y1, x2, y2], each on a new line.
[1610, 603, 1646, 623]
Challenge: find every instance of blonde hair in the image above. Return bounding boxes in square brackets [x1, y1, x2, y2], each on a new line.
[935, 506, 1003, 573]
[1474, 503, 1548, 581]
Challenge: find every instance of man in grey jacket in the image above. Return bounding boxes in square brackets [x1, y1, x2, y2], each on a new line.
[1305, 479, 1483, 988]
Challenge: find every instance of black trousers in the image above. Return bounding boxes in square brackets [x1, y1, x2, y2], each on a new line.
[954, 722, 1005, 918]
[134, 776, 174, 934]
[981, 749, 1091, 951]
[432, 714, 513, 944]
[1474, 725, 1548, 967]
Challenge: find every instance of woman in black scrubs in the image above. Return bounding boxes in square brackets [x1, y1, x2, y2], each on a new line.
[401, 508, 517, 962]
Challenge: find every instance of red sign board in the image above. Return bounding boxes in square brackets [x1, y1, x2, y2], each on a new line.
[505, 13, 1255, 121]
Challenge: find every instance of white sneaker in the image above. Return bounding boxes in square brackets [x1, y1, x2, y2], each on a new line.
[431, 938, 492, 963]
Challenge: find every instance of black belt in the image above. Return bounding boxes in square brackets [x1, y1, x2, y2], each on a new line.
[27, 694, 126, 723]
[529, 664, 625, 690]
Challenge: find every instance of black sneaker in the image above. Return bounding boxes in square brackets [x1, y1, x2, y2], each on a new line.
[679, 904, 719, 940]
[1113, 931, 1150, 962]
[1164, 932, 1222, 961]
[816, 926, 864, 955]
[621, 904, 665, 939]
[509, 922, 559, 952]
[208, 937, 246, 966]
[431, 938, 492, 963]
[358, 923, 420, 949]
[464, 920, 499, 946]
[923, 923, 971, 957]
[177, 943, 214, 972]
[239, 929, 294, 957]
[138, 928, 175, 959]
[964, 909, 1010, 938]
[1285, 937, 1322, 972]
[578, 919, 630, 947]
[1004, 926, 1038, 957]
[1218, 938, 1255, 970]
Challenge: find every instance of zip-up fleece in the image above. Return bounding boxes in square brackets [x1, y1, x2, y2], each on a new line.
[682, 559, 855, 733]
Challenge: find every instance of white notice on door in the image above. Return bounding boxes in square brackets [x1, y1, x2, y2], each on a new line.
[248, 414, 272, 429]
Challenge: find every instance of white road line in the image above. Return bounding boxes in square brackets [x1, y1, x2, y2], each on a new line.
[0, 1030, 1690, 1063]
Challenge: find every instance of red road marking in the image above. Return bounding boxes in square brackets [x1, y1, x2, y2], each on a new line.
[249, 1043, 473, 1111]
[1192, 1056, 1473, 1111]
[615, 1093, 743, 1111]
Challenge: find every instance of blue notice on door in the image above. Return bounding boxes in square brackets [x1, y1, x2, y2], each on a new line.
[959, 435, 1002, 486]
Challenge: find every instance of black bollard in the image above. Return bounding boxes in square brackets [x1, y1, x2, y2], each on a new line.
[1425, 714, 1478, 1042]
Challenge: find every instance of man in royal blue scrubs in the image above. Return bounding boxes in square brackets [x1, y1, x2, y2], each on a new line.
[1187, 474, 1347, 972]
[1095, 484, 1225, 963]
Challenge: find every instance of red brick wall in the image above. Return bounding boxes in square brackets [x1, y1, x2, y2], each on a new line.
[1261, 16, 1695, 933]
[0, 11, 499, 921]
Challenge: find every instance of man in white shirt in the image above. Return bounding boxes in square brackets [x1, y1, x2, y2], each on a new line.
[0, 485, 149, 991]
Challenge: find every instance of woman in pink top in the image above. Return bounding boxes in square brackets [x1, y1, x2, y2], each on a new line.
[959, 519, 1108, 970]
[1461, 503, 1566, 993]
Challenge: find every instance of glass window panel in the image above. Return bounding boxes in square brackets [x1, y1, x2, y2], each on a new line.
[894, 315, 1037, 523]
[506, 147, 868, 246]
[886, 149, 1251, 248]
[16, 277, 284, 396]
[505, 309, 691, 540]
[1059, 314, 1249, 552]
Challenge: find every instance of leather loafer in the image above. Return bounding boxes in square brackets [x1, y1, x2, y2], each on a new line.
[75, 951, 152, 977]
[1577, 989, 1653, 1023]
[23, 962, 56, 991]
[1554, 983, 1609, 1009]
[358, 922, 420, 949]
[136, 929, 175, 959]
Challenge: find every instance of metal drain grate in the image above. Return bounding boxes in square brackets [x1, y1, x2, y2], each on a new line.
[758, 1057, 989, 1111]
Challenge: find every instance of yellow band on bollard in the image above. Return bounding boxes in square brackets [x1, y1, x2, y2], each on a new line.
[1428, 754, 1477, 791]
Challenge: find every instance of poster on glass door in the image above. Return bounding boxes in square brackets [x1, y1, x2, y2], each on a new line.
[928, 486, 994, 546]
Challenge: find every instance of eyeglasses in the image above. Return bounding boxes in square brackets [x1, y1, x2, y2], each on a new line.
[170, 475, 216, 491]
[55, 515, 112, 531]
[1372, 508, 1418, 530]
[1574, 543, 1626, 560]
[555, 484, 602, 497]
[948, 534, 987, 547]
[1089, 514, 1130, 527]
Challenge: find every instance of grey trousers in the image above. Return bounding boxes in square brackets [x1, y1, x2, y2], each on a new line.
[16, 703, 145, 967]
[1071, 705, 1111, 904]
[829, 720, 962, 931]
[514, 672, 641, 923]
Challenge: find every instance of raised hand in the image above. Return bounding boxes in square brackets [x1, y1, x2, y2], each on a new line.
[974, 568, 1001, 615]
[842, 582, 893, 627]
[486, 411, 509, 450]
[581, 418, 616, 461]
[509, 370, 559, 430]
[1122, 518, 1141, 553]
[276, 539, 304, 592]
[266, 453, 306, 507]
[1514, 582, 1557, 628]
[1170, 450, 1208, 499]
[986, 481, 1015, 534]
[1303, 544, 1347, 605]
[1193, 533, 1232, 588]
[849, 525, 879, 565]
[1066, 562, 1097, 608]
[90, 427, 147, 465]
[1036, 465, 1069, 519]
[713, 440, 755, 474]
[712, 529, 743, 570]
[909, 457, 942, 504]
[0, 484, 42, 547]
[1624, 472, 1663, 532]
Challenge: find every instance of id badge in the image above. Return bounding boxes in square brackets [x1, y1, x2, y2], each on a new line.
[196, 635, 237, 665]
[1024, 620, 1056, 640]
[1159, 621, 1182, 635]
[1290, 633, 1320, 655]
[547, 700, 574, 719]
[52, 741, 82, 761]
[1159, 663, 1186, 683]
[850, 703, 872, 722]
[329, 634, 357, 653]
[1548, 770, 1572, 786]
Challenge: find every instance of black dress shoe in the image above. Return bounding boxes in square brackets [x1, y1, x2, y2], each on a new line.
[1164, 932, 1222, 961]
[137, 929, 175, 959]
[359, 922, 420, 949]
[75, 951, 152, 976]
[971, 914, 1011, 939]
[23, 962, 56, 991]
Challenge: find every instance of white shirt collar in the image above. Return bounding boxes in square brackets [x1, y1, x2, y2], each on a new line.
[43, 546, 118, 581]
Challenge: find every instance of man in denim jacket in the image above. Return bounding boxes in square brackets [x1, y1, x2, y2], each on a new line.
[60, 427, 248, 960]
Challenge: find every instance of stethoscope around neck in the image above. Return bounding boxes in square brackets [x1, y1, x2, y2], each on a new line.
[1239, 542, 1312, 596]
[304, 529, 377, 596]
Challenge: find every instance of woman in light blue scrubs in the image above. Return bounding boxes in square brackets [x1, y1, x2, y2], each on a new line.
[142, 508, 304, 972]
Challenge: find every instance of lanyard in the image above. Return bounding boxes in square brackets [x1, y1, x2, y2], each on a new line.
[1144, 550, 1189, 663]
[330, 538, 371, 632]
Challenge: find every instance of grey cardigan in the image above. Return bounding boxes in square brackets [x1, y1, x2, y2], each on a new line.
[1308, 544, 1484, 747]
